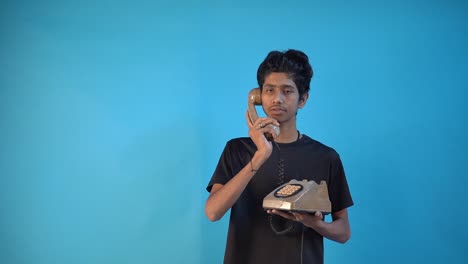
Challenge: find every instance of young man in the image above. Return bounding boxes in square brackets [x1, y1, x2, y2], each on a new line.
[205, 49, 353, 264]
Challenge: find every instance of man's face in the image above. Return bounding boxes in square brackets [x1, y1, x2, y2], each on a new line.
[261, 72, 307, 124]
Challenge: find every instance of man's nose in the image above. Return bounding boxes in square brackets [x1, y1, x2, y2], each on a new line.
[272, 91, 284, 104]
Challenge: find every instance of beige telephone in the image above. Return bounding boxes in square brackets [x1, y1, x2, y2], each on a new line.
[247, 88, 280, 141]
[263, 179, 332, 214]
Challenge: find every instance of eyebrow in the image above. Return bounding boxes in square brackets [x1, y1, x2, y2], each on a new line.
[263, 84, 295, 89]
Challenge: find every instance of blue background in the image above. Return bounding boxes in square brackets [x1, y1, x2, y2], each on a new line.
[1, 0, 467, 263]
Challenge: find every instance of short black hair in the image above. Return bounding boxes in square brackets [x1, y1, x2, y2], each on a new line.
[257, 49, 313, 99]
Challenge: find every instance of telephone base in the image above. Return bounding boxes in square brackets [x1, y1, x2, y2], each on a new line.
[263, 179, 332, 214]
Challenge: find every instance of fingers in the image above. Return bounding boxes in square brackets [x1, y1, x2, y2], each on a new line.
[267, 209, 296, 221]
[262, 125, 279, 140]
[247, 116, 280, 139]
[267, 209, 324, 224]
[292, 213, 303, 222]
[246, 112, 280, 128]
[257, 118, 280, 128]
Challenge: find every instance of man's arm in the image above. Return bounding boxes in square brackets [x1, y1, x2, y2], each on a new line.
[205, 151, 268, 222]
[205, 113, 279, 222]
[307, 208, 351, 243]
[269, 208, 351, 243]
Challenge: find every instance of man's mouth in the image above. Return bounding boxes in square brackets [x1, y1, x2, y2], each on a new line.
[269, 107, 285, 114]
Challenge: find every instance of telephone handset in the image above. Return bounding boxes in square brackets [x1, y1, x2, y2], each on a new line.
[247, 88, 280, 141]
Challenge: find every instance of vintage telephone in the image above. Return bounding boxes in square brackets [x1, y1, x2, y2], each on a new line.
[263, 179, 332, 214]
[247, 88, 280, 141]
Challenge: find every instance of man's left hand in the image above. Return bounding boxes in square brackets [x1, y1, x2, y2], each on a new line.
[267, 209, 323, 229]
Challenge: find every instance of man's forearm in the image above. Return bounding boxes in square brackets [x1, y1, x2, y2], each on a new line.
[305, 209, 351, 243]
[205, 152, 268, 221]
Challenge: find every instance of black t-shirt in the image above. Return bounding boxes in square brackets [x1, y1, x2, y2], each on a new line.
[207, 135, 354, 264]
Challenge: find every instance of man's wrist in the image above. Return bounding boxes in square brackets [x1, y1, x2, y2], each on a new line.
[250, 151, 269, 173]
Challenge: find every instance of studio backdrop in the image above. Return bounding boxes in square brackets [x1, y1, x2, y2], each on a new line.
[1, 1, 467, 263]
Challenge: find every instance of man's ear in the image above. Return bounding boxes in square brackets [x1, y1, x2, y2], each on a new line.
[298, 93, 309, 108]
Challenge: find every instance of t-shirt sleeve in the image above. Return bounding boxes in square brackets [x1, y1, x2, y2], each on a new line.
[328, 154, 354, 213]
[206, 141, 234, 193]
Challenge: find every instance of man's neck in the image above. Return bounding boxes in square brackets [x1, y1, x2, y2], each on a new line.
[274, 125, 300, 143]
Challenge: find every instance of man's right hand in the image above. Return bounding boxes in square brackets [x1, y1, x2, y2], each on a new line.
[246, 111, 279, 161]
